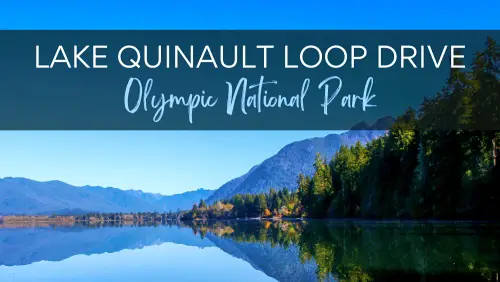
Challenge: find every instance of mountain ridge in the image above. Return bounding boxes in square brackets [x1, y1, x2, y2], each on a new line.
[0, 117, 393, 214]
[207, 117, 393, 203]
[1, 176, 212, 198]
[0, 177, 213, 215]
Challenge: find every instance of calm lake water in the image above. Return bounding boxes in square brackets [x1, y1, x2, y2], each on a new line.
[0, 220, 499, 281]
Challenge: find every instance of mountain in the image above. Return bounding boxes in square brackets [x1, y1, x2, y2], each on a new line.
[206, 165, 259, 205]
[0, 117, 392, 214]
[0, 178, 213, 215]
[161, 188, 214, 211]
[207, 118, 393, 203]
[350, 116, 395, 130]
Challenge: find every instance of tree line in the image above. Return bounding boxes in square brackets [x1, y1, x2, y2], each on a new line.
[182, 188, 301, 220]
[74, 38, 499, 222]
[74, 211, 181, 222]
[184, 37, 500, 220]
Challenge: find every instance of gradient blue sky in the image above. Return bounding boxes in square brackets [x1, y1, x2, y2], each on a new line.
[0, 0, 499, 195]
[0, 131, 338, 194]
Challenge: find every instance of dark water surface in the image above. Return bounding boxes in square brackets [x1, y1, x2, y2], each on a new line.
[0, 220, 499, 281]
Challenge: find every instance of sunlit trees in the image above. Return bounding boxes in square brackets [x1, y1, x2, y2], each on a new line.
[182, 38, 500, 221]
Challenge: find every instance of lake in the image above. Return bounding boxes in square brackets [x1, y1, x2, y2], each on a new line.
[0, 220, 498, 281]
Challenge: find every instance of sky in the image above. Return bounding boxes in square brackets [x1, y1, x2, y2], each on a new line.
[1, 0, 499, 30]
[0, 131, 339, 194]
[0, 0, 499, 195]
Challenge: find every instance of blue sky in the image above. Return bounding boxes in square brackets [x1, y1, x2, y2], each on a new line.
[0, 131, 338, 194]
[1, 0, 499, 30]
[0, 0, 499, 195]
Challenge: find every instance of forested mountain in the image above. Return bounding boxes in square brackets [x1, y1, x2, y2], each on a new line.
[207, 119, 391, 203]
[187, 37, 500, 221]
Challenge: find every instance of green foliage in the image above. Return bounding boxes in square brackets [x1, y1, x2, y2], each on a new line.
[295, 37, 500, 220]
[182, 37, 500, 221]
[182, 187, 302, 220]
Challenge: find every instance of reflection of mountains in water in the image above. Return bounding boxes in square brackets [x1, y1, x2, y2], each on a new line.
[0, 225, 213, 267]
[206, 234, 322, 282]
[0, 223, 325, 282]
[1, 222, 499, 282]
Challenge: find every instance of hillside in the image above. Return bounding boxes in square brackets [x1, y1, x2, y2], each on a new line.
[207, 118, 392, 203]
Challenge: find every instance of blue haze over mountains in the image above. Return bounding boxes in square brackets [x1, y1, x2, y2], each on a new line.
[0, 179, 213, 215]
[0, 117, 392, 215]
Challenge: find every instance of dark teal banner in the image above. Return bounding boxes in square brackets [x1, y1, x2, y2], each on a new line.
[0, 30, 498, 130]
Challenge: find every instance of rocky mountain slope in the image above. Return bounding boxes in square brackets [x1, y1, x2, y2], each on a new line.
[207, 118, 391, 203]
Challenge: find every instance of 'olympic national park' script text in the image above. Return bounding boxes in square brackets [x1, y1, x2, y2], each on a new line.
[123, 76, 377, 124]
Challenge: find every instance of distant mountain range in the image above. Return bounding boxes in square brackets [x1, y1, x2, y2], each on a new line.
[0, 117, 393, 215]
[207, 117, 392, 203]
[0, 178, 213, 215]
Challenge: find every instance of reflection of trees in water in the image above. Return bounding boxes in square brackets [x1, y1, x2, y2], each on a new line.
[188, 221, 500, 281]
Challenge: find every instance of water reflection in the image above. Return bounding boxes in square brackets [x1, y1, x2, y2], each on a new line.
[188, 220, 500, 281]
[0, 220, 499, 281]
[0, 222, 213, 267]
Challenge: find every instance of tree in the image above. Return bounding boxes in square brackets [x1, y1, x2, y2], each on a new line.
[199, 199, 207, 209]
[308, 153, 333, 217]
[254, 194, 268, 217]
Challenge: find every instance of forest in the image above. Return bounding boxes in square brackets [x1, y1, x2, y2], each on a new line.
[183, 37, 500, 221]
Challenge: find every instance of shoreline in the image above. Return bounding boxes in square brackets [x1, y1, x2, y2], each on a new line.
[2, 214, 500, 228]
